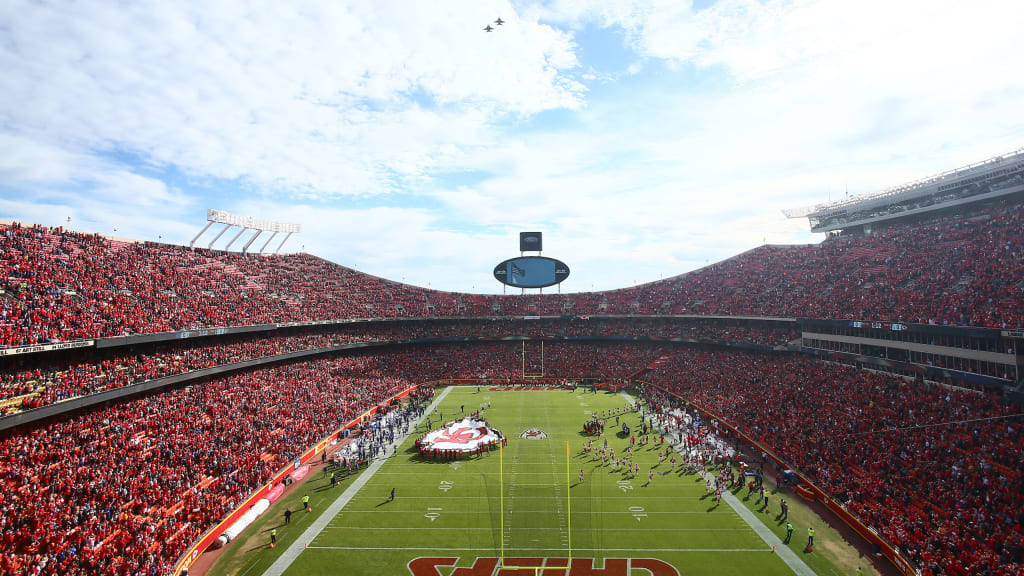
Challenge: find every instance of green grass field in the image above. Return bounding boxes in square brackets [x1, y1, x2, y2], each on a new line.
[210, 387, 867, 576]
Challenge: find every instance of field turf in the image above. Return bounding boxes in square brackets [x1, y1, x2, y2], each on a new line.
[210, 386, 866, 575]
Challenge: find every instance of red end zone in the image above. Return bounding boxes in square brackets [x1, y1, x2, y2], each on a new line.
[408, 557, 679, 576]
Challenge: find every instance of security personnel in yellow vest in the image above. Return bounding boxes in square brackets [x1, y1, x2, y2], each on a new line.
[807, 526, 815, 548]
[302, 494, 310, 510]
[270, 528, 277, 546]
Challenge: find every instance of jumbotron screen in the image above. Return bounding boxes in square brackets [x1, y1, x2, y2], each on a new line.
[493, 256, 570, 288]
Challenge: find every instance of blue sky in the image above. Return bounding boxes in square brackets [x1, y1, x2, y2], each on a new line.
[1, 0, 1022, 293]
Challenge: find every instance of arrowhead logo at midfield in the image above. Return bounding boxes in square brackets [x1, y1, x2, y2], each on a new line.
[519, 428, 548, 439]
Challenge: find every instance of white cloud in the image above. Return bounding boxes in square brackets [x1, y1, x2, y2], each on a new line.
[224, 199, 522, 291]
[1, 0, 1022, 296]
[0, 0, 583, 198]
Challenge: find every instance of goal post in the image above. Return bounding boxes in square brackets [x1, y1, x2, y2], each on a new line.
[522, 341, 544, 378]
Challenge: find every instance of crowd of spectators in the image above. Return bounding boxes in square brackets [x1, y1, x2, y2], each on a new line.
[336, 342, 677, 383]
[0, 355, 412, 576]
[354, 317, 797, 345]
[2, 199, 1021, 351]
[0, 332, 353, 413]
[1, 319, 795, 415]
[641, 348, 1024, 575]
[0, 336, 1021, 575]
[649, 202, 1024, 328]
[2, 341, 669, 575]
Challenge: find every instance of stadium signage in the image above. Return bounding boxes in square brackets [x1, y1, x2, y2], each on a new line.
[493, 256, 570, 289]
[176, 328, 229, 339]
[0, 340, 94, 356]
[408, 557, 679, 575]
[848, 320, 907, 331]
[276, 320, 336, 328]
[206, 209, 301, 233]
[1001, 330, 1024, 339]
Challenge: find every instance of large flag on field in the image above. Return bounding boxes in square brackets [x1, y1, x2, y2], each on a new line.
[418, 417, 503, 453]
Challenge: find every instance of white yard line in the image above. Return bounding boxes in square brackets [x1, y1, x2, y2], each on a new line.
[259, 386, 454, 576]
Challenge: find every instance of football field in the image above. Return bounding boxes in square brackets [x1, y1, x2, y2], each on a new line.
[251, 386, 816, 576]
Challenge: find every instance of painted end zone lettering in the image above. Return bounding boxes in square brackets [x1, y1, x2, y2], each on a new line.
[408, 558, 679, 576]
[408, 557, 458, 576]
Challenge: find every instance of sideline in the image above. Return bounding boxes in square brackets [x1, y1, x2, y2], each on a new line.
[714, 475, 817, 576]
[259, 386, 454, 576]
[622, 391, 816, 576]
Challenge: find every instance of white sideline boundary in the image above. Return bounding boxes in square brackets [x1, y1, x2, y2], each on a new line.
[621, 391, 816, 576]
[259, 386, 454, 576]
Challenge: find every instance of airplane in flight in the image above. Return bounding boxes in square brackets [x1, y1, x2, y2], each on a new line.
[495, 18, 504, 25]
[484, 24, 493, 32]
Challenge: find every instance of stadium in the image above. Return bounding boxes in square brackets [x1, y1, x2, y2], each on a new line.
[1, 148, 1022, 576]
[2, 3, 1024, 576]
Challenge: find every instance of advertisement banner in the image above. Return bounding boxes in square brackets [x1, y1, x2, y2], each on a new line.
[0, 340, 94, 356]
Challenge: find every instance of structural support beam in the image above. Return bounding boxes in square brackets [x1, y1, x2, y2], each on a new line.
[207, 224, 231, 250]
[259, 231, 278, 254]
[190, 221, 214, 248]
[275, 232, 294, 254]
[242, 230, 262, 255]
[225, 227, 248, 251]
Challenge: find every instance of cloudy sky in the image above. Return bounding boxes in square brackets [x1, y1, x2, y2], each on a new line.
[1, 0, 1022, 293]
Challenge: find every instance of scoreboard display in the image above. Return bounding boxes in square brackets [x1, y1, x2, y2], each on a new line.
[493, 256, 570, 288]
[519, 231, 542, 251]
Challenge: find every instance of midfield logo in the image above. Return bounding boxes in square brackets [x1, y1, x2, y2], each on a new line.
[519, 428, 549, 440]
[408, 557, 680, 576]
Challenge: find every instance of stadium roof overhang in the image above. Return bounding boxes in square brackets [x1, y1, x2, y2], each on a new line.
[808, 183, 1024, 233]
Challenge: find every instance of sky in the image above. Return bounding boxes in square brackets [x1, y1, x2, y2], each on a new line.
[1, 0, 1022, 294]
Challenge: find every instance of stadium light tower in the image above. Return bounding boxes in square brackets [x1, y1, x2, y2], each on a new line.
[190, 209, 302, 254]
